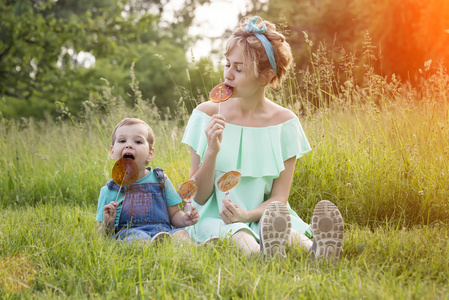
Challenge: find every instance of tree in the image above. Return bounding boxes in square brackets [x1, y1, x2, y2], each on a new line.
[354, 0, 449, 81]
[247, 0, 449, 83]
[0, 0, 134, 118]
[0, 0, 213, 120]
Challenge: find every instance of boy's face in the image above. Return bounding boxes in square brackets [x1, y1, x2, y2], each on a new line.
[110, 124, 154, 168]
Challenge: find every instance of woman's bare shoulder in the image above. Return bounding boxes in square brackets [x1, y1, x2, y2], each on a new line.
[196, 101, 218, 117]
[268, 101, 297, 123]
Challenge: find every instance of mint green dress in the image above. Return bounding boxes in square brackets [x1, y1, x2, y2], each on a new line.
[182, 109, 313, 242]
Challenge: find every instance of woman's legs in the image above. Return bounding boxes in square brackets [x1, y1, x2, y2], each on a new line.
[230, 230, 260, 256]
[229, 200, 344, 260]
[231, 229, 313, 257]
[230, 202, 295, 258]
[288, 230, 313, 251]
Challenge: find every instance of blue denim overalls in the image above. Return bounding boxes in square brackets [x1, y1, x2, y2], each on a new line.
[106, 168, 181, 242]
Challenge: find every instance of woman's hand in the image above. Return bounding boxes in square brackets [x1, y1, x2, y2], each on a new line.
[204, 114, 226, 155]
[220, 198, 249, 224]
[183, 206, 200, 226]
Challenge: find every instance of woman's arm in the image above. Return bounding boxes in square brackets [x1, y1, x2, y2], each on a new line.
[189, 148, 217, 205]
[189, 112, 226, 205]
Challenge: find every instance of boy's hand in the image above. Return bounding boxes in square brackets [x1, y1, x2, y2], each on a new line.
[183, 206, 200, 226]
[103, 201, 119, 225]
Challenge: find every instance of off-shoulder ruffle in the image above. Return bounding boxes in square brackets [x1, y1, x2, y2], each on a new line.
[182, 109, 311, 178]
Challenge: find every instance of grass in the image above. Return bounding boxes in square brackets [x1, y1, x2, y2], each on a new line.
[1, 204, 448, 298]
[1, 40, 449, 298]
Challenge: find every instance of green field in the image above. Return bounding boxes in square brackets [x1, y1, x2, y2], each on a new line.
[1, 62, 449, 299]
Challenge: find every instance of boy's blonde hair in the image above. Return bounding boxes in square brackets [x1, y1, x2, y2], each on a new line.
[225, 16, 293, 88]
[111, 118, 155, 148]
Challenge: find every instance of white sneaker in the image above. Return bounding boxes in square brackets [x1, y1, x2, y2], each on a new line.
[201, 237, 219, 246]
[151, 232, 171, 244]
[310, 200, 344, 262]
[259, 201, 291, 259]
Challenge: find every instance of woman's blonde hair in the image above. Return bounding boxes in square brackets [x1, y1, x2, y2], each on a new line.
[225, 16, 293, 88]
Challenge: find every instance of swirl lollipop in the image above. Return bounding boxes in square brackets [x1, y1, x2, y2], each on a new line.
[112, 158, 138, 202]
[216, 170, 241, 200]
[178, 179, 197, 213]
[178, 179, 197, 233]
[209, 83, 233, 114]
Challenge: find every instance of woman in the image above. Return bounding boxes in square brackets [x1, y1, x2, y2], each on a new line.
[182, 17, 344, 260]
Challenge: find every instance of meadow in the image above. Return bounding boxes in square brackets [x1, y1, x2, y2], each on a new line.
[1, 47, 449, 298]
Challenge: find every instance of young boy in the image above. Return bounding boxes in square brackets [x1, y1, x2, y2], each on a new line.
[96, 118, 199, 243]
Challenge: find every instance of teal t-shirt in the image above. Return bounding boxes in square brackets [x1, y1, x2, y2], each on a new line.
[96, 167, 182, 227]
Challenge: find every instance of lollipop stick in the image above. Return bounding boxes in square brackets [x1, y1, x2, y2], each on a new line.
[188, 202, 197, 234]
[113, 186, 122, 203]
[113, 170, 128, 203]
[218, 88, 222, 114]
[183, 201, 197, 234]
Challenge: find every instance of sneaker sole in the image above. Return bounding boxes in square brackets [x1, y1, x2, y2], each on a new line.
[260, 201, 291, 258]
[151, 232, 171, 244]
[311, 200, 344, 261]
[202, 237, 219, 246]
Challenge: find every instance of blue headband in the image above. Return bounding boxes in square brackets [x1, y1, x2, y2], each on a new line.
[244, 17, 277, 76]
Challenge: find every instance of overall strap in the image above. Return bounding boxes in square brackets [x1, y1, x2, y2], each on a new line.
[153, 168, 165, 190]
[106, 179, 127, 193]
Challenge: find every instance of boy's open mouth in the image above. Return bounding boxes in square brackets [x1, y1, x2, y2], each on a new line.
[123, 153, 135, 160]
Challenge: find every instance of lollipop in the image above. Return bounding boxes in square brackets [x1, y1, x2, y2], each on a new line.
[179, 180, 197, 202]
[112, 158, 138, 186]
[209, 83, 233, 103]
[179, 180, 197, 213]
[178, 179, 197, 233]
[111, 158, 138, 202]
[216, 171, 241, 200]
[209, 83, 233, 114]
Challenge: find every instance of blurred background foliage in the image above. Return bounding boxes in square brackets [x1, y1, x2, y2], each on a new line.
[1, 0, 449, 120]
[0, 0, 221, 120]
[248, 0, 449, 87]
